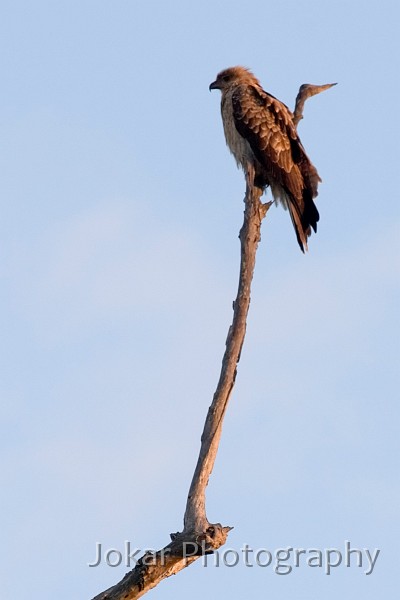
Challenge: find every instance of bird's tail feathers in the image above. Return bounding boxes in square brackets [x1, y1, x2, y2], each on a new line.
[287, 189, 319, 253]
[287, 200, 309, 253]
[270, 179, 319, 252]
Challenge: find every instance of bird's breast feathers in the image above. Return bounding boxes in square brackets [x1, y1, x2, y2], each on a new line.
[221, 89, 254, 169]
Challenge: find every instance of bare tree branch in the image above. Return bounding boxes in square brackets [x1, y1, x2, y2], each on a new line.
[293, 82, 337, 127]
[91, 80, 335, 600]
[92, 181, 269, 600]
[92, 531, 216, 600]
[184, 180, 269, 534]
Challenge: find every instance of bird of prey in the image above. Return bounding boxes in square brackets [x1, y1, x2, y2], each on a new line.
[209, 66, 333, 252]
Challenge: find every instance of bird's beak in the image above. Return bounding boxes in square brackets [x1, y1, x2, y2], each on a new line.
[209, 80, 220, 91]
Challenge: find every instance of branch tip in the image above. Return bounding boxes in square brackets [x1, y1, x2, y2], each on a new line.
[293, 81, 337, 127]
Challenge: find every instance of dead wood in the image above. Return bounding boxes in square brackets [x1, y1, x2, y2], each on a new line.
[91, 80, 335, 600]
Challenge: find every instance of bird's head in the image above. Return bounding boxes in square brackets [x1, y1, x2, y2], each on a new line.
[209, 66, 257, 92]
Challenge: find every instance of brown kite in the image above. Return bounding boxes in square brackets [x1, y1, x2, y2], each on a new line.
[209, 66, 333, 252]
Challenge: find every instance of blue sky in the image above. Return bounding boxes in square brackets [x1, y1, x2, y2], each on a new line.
[1, 1, 399, 598]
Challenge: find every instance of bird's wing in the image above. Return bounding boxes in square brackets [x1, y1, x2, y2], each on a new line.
[232, 85, 312, 196]
[232, 84, 320, 251]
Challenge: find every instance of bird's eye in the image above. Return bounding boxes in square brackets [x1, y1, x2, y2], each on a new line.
[222, 75, 231, 82]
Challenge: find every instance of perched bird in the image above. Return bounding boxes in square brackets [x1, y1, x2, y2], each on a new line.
[209, 66, 331, 252]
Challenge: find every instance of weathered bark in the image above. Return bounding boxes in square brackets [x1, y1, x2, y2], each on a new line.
[92, 181, 269, 600]
[183, 178, 268, 534]
[293, 82, 337, 127]
[91, 529, 226, 600]
[91, 81, 335, 600]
